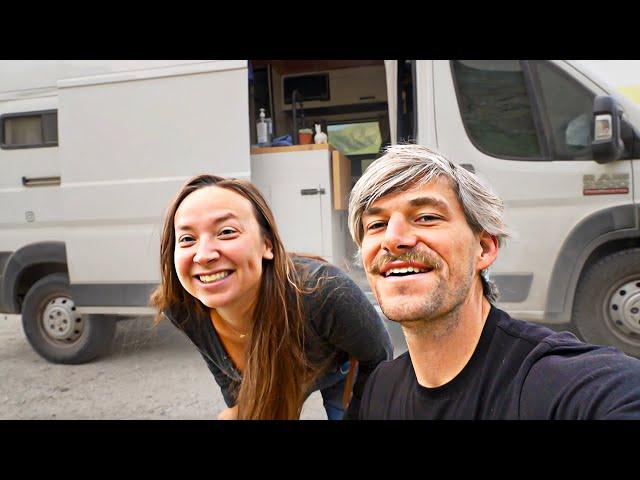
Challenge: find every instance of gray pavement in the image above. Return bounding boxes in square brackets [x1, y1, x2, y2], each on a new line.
[1, 313, 335, 419]
[0, 294, 406, 420]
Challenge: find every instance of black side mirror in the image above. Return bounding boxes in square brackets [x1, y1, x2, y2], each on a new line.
[592, 95, 625, 164]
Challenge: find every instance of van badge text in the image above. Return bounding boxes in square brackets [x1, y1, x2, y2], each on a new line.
[583, 174, 629, 195]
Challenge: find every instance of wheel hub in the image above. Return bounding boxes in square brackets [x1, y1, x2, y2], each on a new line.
[608, 279, 640, 337]
[41, 297, 84, 342]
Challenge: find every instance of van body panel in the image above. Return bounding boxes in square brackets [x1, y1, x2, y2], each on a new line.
[415, 60, 437, 149]
[0, 61, 216, 94]
[57, 62, 249, 287]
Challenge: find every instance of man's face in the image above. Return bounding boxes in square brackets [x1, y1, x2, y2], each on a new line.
[360, 177, 493, 324]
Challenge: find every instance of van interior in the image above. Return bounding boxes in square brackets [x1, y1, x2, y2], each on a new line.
[249, 60, 416, 186]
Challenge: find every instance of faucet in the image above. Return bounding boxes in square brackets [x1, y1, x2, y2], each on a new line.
[291, 89, 305, 145]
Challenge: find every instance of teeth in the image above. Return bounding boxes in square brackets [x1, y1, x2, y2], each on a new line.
[200, 271, 230, 283]
[384, 267, 428, 277]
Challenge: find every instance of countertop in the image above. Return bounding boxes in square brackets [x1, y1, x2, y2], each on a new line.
[250, 144, 335, 155]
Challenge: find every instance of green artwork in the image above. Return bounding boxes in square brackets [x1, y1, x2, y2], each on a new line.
[327, 121, 382, 155]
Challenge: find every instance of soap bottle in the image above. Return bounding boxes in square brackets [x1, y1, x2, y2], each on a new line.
[314, 123, 328, 144]
[257, 108, 269, 147]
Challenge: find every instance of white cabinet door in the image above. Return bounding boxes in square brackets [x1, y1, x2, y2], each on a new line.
[251, 149, 331, 258]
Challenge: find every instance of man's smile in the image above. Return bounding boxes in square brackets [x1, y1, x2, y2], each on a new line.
[379, 260, 433, 278]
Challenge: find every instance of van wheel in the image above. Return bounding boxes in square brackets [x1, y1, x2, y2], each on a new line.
[573, 249, 640, 358]
[21, 273, 116, 364]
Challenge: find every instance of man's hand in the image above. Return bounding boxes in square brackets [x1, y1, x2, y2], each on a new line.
[217, 405, 239, 420]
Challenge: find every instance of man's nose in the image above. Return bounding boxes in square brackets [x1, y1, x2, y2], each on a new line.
[193, 236, 220, 265]
[381, 214, 417, 255]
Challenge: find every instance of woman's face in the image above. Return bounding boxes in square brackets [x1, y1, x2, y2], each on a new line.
[173, 186, 274, 314]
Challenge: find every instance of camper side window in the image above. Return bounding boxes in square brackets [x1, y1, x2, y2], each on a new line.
[0, 110, 58, 149]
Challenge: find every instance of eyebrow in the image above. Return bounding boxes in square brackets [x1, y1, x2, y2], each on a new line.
[363, 196, 451, 217]
[175, 212, 238, 231]
[409, 196, 451, 214]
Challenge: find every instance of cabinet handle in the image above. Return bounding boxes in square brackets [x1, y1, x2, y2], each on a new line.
[300, 188, 326, 196]
[22, 176, 61, 187]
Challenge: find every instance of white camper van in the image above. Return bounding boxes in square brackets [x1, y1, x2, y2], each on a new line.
[1, 60, 639, 363]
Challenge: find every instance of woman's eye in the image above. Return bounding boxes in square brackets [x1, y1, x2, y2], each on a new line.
[219, 227, 237, 236]
[178, 235, 195, 244]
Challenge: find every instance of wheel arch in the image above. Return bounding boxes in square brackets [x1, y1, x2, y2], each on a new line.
[0, 241, 68, 314]
[545, 204, 640, 324]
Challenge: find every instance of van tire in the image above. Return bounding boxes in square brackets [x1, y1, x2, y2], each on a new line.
[21, 273, 116, 364]
[573, 248, 640, 358]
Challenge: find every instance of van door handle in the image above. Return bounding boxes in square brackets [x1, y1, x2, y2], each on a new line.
[460, 164, 475, 173]
[300, 188, 326, 196]
[22, 176, 61, 187]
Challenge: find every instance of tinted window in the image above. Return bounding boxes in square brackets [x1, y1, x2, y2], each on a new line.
[532, 61, 595, 160]
[452, 60, 542, 158]
[1, 110, 58, 149]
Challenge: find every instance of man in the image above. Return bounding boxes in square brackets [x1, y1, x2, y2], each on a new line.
[348, 144, 640, 419]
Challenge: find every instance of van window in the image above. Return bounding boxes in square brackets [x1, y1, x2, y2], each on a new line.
[1, 110, 58, 149]
[452, 60, 543, 159]
[531, 61, 595, 160]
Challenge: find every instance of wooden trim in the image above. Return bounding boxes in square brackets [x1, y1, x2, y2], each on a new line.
[250, 144, 335, 155]
[332, 149, 351, 211]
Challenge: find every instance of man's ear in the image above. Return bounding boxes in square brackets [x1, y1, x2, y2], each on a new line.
[477, 231, 498, 271]
[263, 236, 274, 260]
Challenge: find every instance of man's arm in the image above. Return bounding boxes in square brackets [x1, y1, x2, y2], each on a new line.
[521, 344, 640, 419]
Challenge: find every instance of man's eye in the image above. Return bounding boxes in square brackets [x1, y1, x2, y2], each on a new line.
[366, 221, 386, 231]
[417, 215, 439, 222]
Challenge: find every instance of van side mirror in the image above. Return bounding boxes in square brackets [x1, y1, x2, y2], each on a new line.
[592, 95, 625, 164]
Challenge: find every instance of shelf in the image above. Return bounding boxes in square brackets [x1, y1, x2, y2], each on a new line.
[250, 144, 335, 155]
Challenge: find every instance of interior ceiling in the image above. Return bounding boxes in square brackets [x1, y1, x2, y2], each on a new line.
[251, 60, 384, 75]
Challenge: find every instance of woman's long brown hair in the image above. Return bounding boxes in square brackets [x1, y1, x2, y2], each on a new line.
[150, 174, 322, 419]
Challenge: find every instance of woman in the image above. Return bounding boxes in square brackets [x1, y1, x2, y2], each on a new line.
[151, 174, 392, 420]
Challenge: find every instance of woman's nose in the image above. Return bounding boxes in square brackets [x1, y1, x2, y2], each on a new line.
[193, 237, 220, 265]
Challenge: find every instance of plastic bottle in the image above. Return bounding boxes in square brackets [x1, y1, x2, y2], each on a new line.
[266, 117, 273, 144]
[257, 108, 269, 147]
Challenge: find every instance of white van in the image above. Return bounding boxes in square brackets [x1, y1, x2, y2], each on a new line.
[1, 60, 638, 363]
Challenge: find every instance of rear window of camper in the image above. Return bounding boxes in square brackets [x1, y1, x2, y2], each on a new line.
[1, 110, 58, 149]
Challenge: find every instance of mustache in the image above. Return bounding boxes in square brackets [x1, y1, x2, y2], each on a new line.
[369, 249, 443, 275]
